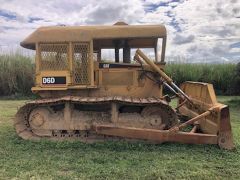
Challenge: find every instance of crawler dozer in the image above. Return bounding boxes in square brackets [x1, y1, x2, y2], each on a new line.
[15, 22, 234, 149]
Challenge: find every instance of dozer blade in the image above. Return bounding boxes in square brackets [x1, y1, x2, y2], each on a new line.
[178, 81, 234, 150]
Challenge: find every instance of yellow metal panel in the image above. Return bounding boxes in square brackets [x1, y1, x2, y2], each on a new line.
[98, 70, 103, 86]
[180, 82, 217, 105]
[68, 85, 98, 89]
[102, 71, 134, 86]
[32, 87, 67, 91]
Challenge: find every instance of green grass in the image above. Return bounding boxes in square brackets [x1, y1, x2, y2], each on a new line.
[0, 53, 34, 96]
[165, 63, 240, 95]
[0, 97, 240, 179]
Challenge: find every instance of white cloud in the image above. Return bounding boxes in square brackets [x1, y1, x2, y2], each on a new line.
[169, 0, 240, 60]
[173, 34, 194, 45]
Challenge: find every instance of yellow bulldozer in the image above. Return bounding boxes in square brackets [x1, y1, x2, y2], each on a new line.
[15, 22, 234, 149]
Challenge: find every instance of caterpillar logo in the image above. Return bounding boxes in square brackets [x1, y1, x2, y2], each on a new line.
[42, 77, 66, 85]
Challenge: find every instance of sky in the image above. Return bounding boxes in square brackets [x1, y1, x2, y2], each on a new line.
[0, 0, 239, 63]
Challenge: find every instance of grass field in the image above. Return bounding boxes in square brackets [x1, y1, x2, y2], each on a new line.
[0, 97, 239, 179]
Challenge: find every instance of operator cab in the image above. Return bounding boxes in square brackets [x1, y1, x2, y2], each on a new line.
[93, 22, 166, 65]
[20, 22, 167, 94]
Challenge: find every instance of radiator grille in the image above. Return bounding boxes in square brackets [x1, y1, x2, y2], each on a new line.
[73, 43, 90, 85]
[40, 43, 69, 71]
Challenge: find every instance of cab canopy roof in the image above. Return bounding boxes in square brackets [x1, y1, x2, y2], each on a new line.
[20, 22, 166, 50]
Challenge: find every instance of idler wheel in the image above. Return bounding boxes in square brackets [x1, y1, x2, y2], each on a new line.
[29, 108, 49, 128]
